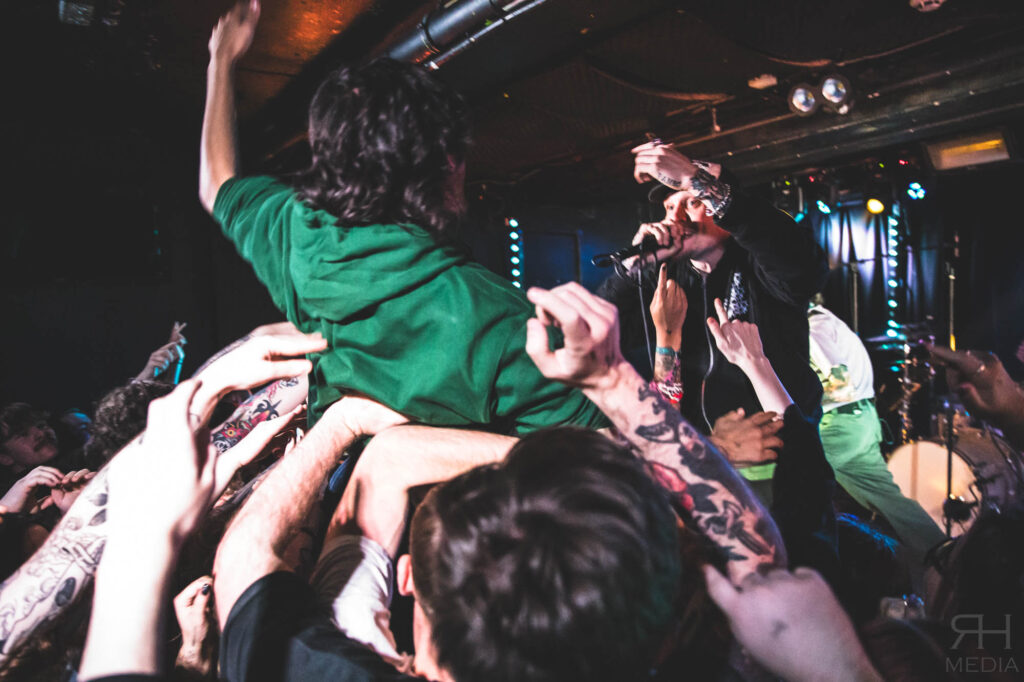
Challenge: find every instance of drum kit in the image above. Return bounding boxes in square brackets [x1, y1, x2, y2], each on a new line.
[867, 326, 1024, 537]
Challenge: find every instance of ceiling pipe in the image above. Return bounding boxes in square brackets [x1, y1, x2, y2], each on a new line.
[387, 0, 535, 64]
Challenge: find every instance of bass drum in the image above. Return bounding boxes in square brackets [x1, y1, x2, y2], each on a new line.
[888, 428, 1023, 535]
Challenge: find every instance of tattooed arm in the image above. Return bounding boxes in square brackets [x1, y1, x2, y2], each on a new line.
[0, 331, 325, 669]
[214, 395, 407, 627]
[525, 282, 784, 581]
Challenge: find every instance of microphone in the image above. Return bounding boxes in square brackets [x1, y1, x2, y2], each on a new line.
[591, 235, 669, 268]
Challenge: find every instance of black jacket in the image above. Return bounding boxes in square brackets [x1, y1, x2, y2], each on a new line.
[598, 188, 828, 433]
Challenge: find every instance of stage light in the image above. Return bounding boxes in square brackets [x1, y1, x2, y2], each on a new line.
[888, 279, 899, 288]
[888, 216, 899, 227]
[788, 84, 819, 117]
[511, 269, 521, 277]
[509, 231, 519, 240]
[888, 258, 898, 267]
[888, 319, 899, 328]
[820, 75, 852, 114]
[508, 218, 519, 228]
[816, 199, 832, 214]
[510, 244, 520, 252]
[866, 198, 886, 214]
[888, 300, 898, 309]
[513, 282, 522, 288]
[887, 329, 899, 338]
[793, 211, 806, 223]
[510, 256, 520, 265]
[906, 182, 926, 200]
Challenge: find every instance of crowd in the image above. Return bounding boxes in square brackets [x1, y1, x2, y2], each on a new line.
[2, 1, 1024, 680]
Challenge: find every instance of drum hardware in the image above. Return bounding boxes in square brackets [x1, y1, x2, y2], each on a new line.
[941, 496, 977, 523]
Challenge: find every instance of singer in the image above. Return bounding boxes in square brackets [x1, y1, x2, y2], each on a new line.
[597, 141, 829, 504]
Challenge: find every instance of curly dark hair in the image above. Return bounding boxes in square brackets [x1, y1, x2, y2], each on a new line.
[83, 380, 173, 469]
[409, 427, 681, 682]
[295, 58, 470, 238]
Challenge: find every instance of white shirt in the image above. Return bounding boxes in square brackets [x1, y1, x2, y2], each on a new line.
[807, 305, 875, 412]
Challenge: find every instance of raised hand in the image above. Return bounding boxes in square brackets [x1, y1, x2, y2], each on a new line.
[707, 297, 766, 369]
[192, 328, 327, 424]
[928, 345, 1024, 422]
[631, 141, 698, 190]
[704, 566, 882, 682]
[650, 263, 688, 342]
[136, 322, 187, 382]
[209, 0, 261, 65]
[710, 409, 783, 468]
[524, 282, 627, 391]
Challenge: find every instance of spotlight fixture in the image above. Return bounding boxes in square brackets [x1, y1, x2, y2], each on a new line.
[820, 75, 853, 114]
[906, 182, 927, 200]
[909, 0, 946, 12]
[788, 84, 819, 117]
[815, 199, 832, 214]
[866, 198, 886, 214]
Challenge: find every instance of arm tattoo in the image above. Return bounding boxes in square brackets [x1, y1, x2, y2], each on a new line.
[0, 470, 109, 666]
[209, 376, 305, 452]
[0, 374, 307, 668]
[623, 381, 784, 571]
[652, 351, 683, 407]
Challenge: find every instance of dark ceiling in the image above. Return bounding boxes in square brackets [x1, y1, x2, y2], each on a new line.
[9, 0, 1024, 208]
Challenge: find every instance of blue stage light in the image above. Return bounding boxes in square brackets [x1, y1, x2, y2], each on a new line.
[816, 200, 832, 214]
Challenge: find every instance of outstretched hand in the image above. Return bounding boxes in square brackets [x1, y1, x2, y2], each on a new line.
[525, 282, 628, 391]
[704, 566, 882, 682]
[209, 0, 261, 65]
[137, 322, 187, 382]
[192, 327, 327, 423]
[928, 344, 1024, 422]
[707, 298, 766, 369]
[107, 378, 297, 545]
[710, 409, 783, 468]
[650, 263, 688, 340]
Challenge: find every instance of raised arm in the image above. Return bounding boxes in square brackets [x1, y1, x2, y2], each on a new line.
[213, 396, 408, 627]
[200, 0, 260, 214]
[706, 298, 793, 415]
[0, 330, 324, 669]
[706, 299, 838, 578]
[524, 282, 784, 581]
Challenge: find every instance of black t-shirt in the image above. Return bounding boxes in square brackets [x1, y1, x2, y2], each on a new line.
[220, 571, 419, 682]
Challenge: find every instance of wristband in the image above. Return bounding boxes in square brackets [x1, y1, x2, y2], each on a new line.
[689, 165, 733, 220]
[655, 346, 677, 356]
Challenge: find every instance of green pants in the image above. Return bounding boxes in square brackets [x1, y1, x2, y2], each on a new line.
[820, 402, 946, 560]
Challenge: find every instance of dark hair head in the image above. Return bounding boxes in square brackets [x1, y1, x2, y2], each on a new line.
[409, 427, 680, 682]
[83, 380, 173, 468]
[296, 58, 470, 238]
[0, 402, 49, 443]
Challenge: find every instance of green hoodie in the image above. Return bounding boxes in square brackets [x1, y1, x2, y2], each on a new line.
[214, 175, 607, 432]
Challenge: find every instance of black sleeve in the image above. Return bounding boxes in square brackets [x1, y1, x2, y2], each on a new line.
[716, 190, 828, 306]
[220, 572, 416, 682]
[596, 263, 656, 359]
[86, 676, 165, 682]
[770, 405, 839, 585]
